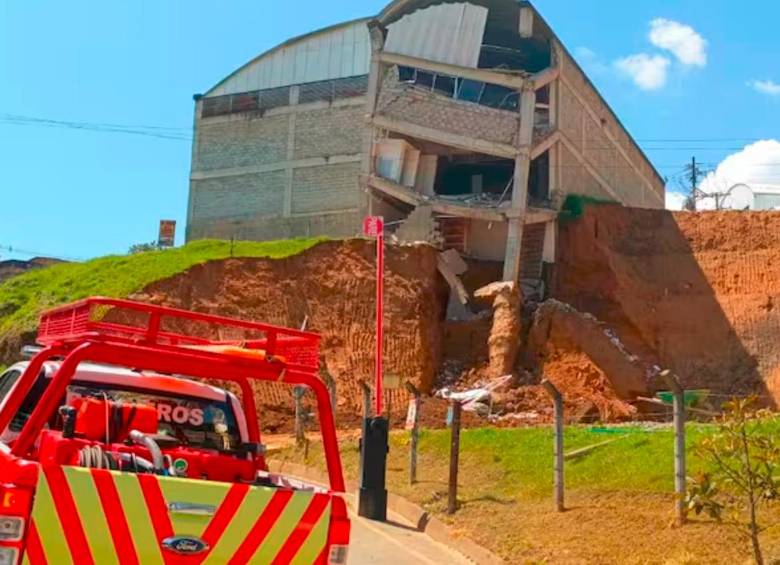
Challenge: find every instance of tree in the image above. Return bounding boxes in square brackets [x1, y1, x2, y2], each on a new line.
[687, 398, 780, 565]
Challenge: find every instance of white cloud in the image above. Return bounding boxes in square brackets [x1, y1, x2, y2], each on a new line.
[649, 18, 707, 67]
[615, 54, 670, 91]
[749, 79, 780, 96]
[575, 47, 597, 60]
[666, 191, 687, 211]
[697, 140, 780, 209]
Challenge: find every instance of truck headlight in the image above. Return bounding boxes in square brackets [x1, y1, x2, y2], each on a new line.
[0, 518, 23, 542]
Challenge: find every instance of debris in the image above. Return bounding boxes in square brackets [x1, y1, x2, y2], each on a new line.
[475, 281, 522, 378]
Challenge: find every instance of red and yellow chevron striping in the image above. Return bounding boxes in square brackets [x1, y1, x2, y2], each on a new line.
[22, 466, 331, 565]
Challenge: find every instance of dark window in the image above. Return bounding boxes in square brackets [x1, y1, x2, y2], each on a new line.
[399, 66, 416, 82]
[529, 151, 551, 203]
[258, 87, 291, 111]
[415, 71, 434, 89]
[231, 92, 259, 113]
[433, 75, 456, 97]
[10, 373, 47, 432]
[0, 370, 21, 402]
[201, 96, 231, 118]
[333, 76, 369, 98]
[481, 84, 518, 110]
[456, 79, 484, 103]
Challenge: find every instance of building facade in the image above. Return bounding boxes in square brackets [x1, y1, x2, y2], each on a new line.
[187, 1, 666, 282]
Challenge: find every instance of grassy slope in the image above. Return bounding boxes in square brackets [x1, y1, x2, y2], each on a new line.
[0, 238, 327, 339]
[281, 424, 780, 563]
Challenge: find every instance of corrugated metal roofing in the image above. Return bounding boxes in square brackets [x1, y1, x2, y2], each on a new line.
[385, 3, 488, 68]
[205, 19, 371, 97]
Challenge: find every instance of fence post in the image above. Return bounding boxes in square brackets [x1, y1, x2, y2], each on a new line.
[542, 379, 565, 512]
[405, 383, 421, 486]
[293, 386, 306, 447]
[323, 372, 337, 422]
[448, 400, 462, 515]
[661, 369, 686, 526]
[360, 380, 372, 420]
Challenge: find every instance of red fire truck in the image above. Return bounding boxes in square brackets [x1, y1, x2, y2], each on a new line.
[0, 297, 349, 564]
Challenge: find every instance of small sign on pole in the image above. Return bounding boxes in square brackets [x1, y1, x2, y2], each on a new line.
[158, 220, 177, 248]
[363, 216, 385, 416]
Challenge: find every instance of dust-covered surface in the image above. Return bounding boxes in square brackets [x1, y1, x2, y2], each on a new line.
[555, 206, 780, 404]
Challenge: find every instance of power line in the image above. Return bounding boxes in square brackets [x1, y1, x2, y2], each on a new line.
[0, 244, 82, 263]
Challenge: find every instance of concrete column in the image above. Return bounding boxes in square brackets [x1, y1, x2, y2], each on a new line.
[284, 86, 300, 218]
[360, 21, 387, 218]
[185, 96, 203, 243]
[503, 83, 538, 282]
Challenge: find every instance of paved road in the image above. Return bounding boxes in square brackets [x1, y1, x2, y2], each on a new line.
[348, 509, 472, 564]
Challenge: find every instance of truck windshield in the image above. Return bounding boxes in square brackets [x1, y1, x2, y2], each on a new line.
[65, 384, 242, 451]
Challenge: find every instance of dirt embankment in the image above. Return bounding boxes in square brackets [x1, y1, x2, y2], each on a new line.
[554, 206, 780, 403]
[128, 240, 448, 421]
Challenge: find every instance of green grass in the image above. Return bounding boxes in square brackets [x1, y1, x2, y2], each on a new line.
[0, 238, 328, 339]
[282, 420, 780, 499]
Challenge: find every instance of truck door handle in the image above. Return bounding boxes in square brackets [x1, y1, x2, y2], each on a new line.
[167, 502, 217, 516]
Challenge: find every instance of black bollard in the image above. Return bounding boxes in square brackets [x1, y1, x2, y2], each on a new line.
[358, 416, 389, 521]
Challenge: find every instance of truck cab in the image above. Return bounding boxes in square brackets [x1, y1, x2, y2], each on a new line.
[0, 298, 349, 564]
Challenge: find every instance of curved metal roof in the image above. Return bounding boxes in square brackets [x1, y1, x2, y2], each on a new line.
[204, 17, 372, 97]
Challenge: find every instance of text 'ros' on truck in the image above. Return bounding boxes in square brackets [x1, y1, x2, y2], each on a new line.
[0, 297, 349, 564]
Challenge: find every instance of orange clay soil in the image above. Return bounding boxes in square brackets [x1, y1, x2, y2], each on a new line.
[554, 206, 780, 405]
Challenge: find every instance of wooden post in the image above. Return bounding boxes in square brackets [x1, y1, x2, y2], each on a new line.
[324, 372, 337, 423]
[360, 380, 372, 420]
[542, 379, 565, 512]
[293, 386, 306, 447]
[662, 370, 687, 526]
[447, 400, 462, 515]
[406, 383, 421, 485]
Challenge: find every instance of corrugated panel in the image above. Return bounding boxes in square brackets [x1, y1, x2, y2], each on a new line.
[208, 20, 370, 97]
[385, 3, 488, 69]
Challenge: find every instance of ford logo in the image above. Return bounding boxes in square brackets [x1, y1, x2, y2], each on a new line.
[162, 536, 210, 555]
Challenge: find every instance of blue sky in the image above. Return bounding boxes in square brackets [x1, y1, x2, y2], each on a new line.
[1, 0, 779, 261]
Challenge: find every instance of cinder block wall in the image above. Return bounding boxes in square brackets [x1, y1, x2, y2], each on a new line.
[376, 67, 520, 145]
[188, 81, 367, 242]
[556, 51, 666, 209]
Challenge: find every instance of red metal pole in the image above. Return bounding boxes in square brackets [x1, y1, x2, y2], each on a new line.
[375, 233, 384, 416]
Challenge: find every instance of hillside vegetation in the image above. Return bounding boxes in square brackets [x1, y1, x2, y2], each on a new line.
[0, 238, 327, 356]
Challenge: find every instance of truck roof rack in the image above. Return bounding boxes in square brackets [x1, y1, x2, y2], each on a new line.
[37, 297, 320, 369]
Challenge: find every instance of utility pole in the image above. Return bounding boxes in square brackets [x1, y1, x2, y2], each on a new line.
[686, 156, 700, 211]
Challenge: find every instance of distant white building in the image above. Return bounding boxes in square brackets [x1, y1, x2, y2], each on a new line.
[722, 183, 780, 211]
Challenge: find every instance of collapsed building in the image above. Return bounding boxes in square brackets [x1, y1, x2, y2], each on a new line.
[187, 0, 665, 286]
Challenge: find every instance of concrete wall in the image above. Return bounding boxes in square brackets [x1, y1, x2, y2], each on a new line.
[467, 219, 507, 262]
[188, 88, 366, 241]
[556, 49, 665, 209]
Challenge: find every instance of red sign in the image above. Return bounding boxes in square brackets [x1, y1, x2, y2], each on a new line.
[363, 216, 384, 238]
[158, 220, 177, 247]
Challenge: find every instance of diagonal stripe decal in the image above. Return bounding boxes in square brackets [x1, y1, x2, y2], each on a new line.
[113, 472, 166, 565]
[197, 483, 250, 562]
[26, 465, 334, 565]
[285, 497, 331, 565]
[31, 469, 73, 565]
[249, 491, 313, 564]
[63, 467, 120, 565]
[138, 475, 176, 565]
[23, 520, 47, 565]
[92, 469, 141, 565]
[44, 466, 95, 565]
[225, 490, 293, 565]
